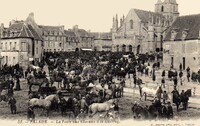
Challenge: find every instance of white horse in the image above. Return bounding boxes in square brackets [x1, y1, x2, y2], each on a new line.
[139, 85, 162, 101]
[88, 99, 115, 117]
[30, 64, 40, 70]
[28, 94, 60, 116]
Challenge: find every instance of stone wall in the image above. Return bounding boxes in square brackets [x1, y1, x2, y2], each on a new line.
[163, 40, 200, 72]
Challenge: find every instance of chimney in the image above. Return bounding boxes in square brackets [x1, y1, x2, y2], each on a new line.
[120, 18, 123, 26]
[73, 25, 78, 32]
[1, 23, 4, 29]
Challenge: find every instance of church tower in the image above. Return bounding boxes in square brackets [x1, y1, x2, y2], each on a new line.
[155, 0, 179, 25]
[112, 14, 119, 40]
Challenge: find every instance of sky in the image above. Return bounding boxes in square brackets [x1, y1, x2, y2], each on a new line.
[0, 0, 199, 32]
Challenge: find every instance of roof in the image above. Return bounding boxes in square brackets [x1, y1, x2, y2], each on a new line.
[134, 9, 165, 23]
[90, 32, 112, 40]
[77, 29, 90, 37]
[2, 21, 43, 40]
[164, 14, 200, 41]
[39, 25, 64, 31]
[64, 30, 76, 37]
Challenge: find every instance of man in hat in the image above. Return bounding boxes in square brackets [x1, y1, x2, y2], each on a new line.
[73, 98, 80, 117]
[166, 101, 173, 119]
[8, 96, 17, 114]
[27, 105, 35, 120]
[79, 97, 88, 113]
[161, 102, 167, 119]
[162, 91, 168, 104]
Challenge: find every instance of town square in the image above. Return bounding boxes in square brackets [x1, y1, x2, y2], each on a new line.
[0, 0, 200, 123]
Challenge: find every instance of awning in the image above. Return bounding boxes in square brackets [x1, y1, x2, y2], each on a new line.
[81, 48, 93, 51]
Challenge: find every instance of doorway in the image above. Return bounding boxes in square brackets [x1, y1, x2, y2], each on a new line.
[183, 57, 185, 70]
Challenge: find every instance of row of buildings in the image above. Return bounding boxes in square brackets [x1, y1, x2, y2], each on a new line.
[0, 13, 112, 67]
[1, 0, 200, 72]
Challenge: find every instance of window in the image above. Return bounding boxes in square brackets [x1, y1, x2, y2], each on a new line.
[5, 42, 7, 51]
[28, 44, 30, 54]
[13, 57, 15, 65]
[1, 42, 3, 50]
[182, 31, 188, 40]
[130, 20, 134, 29]
[36, 47, 38, 54]
[6, 56, 8, 64]
[10, 42, 12, 51]
[21, 42, 27, 51]
[122, 45, 126, 52]
[171, 30, 177, 41]
[116, 45, 119, 52]
[129, 45, 132, 52]
[14, 42, 16, 50]
[161, 6, 164, 12]
[59, 43, 62, 47]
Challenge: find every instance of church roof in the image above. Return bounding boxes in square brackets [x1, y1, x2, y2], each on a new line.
[164, 14, 200, 41]
[134, 9, 164, 23]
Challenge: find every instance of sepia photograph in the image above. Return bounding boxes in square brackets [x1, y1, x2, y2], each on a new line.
[0, 0, 199, 125]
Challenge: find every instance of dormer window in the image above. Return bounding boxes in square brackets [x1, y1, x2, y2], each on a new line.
[182, 30, 188, 40]
[171, 30, 177, 41]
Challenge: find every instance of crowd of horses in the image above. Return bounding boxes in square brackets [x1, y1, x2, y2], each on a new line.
[24, 51, 162, 119]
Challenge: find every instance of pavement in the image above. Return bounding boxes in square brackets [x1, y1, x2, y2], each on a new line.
[122, 69, 200, 108]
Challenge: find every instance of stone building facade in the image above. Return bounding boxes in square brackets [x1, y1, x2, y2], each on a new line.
[70, 25, 94, 51]
[163, 14, 200, 72]
[0, 13, 43, 67]
[111, 0, 179, 53]
[39, 25, 65, 52]
[91, 32, 112, 51]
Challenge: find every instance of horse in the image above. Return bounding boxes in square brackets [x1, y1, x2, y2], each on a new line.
[29, 64, 41, 71]
[27, 75, 49, 92]
[131, 104, 149, 120]
[28, 94, 61, 116]
[88, 99, 115, 117]
[139, 85, 162, 101]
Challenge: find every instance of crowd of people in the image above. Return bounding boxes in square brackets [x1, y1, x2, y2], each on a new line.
[0, 50, 194, 121]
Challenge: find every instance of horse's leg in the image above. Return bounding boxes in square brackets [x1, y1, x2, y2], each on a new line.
[29, 84, 32, 92]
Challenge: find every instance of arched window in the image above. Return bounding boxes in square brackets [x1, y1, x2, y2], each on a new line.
[161, 6, 164, 12]
[122, 45, 126, 52]
[129, 45, 132, 52]
[116, 45, 119, 52]
[130, 20, 133, 29]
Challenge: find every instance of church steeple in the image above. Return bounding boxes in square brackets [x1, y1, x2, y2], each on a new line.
[155, 0, 179, 25]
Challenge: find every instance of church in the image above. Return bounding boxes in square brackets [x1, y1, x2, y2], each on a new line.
[111, 0, 179, 54]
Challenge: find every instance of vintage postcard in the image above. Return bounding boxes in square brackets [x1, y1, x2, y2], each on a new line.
[0, 0, 199, 126]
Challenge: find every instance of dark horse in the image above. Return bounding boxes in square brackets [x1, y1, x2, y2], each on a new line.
[27, 75, 49, 92]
